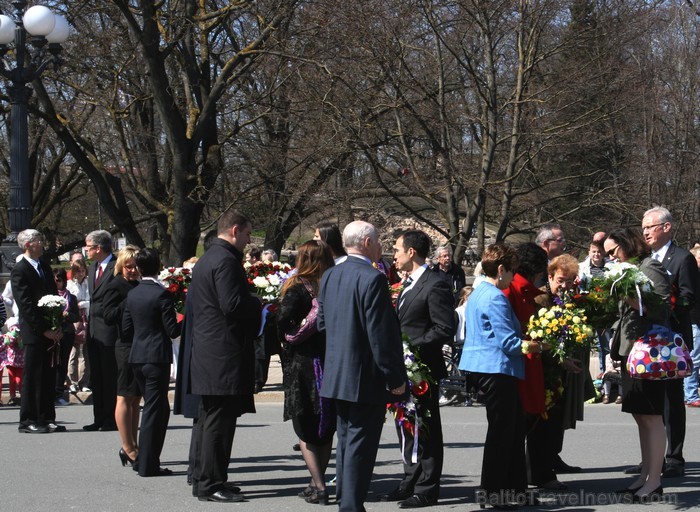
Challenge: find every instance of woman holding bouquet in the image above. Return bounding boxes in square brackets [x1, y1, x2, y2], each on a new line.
[277, 240, 336, 504]
[103, 245, 141, 467]
[458, 243, 527, 509]
[604, 228, 671, 501]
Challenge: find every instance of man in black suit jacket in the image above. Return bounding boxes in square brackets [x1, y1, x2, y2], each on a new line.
[83, 230, 118, 431]
[642, 207, 699, 478]
[123, 248, 181, 477]
[318, 220, 407, 512]
[11, 229, 63, 434]
[188, 211, 262, 503]
[380, 231, 453, 508]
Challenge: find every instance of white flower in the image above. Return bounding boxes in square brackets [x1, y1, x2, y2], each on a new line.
[267, 274, 281, 287]
[252, 276, 270, 288]
[37, 295, 67, 309]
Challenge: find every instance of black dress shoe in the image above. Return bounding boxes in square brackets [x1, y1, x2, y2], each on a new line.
[19, 423, 50, 434]
[662, 465, 684, 478]
[82, 422, 102, 431]
[552, 457, 581, 474]
[48, 423, 67, 433]
[223, 483, 241, 494]
[198, 489, 246, 502]
[398, 494, 437, 508]
[623, 463, 642, 474]
[99, 423, 118, 432]
[378, 487, 413, 502]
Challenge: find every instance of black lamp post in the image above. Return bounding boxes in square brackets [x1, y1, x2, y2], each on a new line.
[0, 1, 69, 276]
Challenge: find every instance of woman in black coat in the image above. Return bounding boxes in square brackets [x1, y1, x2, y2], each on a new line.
[103, 245, 141, 467]
[277, 240, 335, 504]
[123, 248, 181, 477]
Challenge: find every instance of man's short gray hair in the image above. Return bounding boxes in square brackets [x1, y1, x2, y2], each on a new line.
[643, 206, 673, 225]
[17, 229, 43, 249]
[86, 230, 113, 252]
[434, 245, 451, 260]
[535, 223, 562, 246]
[262, 249, 278, 260]
[343, 221, 377, 249]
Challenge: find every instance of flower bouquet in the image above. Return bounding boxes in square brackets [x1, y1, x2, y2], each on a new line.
[244, 261, 293, 303]
[38, 294, 67, 366]
[577, 261, 664, 329]
[158, 267, 192, 314]
[527, 301, 596, 364]
[389, 281, 403, 308]
[387, 336, 435, 463]
[38, 295, 67, 331]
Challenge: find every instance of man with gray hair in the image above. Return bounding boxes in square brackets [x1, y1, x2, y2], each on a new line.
[11, 229, 64, 433]
[625, 206, 699, 478]
[535, 223, 566, 261]
[83, 230, 119, 431]
[318, 220, 407, 511]
[430, 245, 466, 305]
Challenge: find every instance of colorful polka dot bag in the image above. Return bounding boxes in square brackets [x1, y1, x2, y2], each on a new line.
[626, 325, 693, 380]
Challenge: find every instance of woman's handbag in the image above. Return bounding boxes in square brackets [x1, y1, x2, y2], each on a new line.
[284, 280, 319, 345]
[626, 324, 693, 380]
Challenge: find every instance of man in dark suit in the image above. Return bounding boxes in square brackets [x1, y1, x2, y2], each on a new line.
[318, 220, 407, 512]
[431, 245, 466, 305]
[83, 230, 118, 431]
[123, 248, 181, 477]
[11, 229, 64, 433]
[379, 231, 454, 508]
[188, 210, 262, 503]
[639, 206, 699, 478]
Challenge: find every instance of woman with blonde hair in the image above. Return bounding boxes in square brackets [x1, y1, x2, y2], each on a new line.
[277, 240, 336, 504]
[103, 245, 141, 467]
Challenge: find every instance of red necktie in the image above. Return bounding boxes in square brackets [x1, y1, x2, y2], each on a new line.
[96, 265, 103, 284]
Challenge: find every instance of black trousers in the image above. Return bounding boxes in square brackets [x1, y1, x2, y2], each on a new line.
[473, 373, 527, 494]
[335, 399, 386, 512]
[525, 405, 562, 485]
[134, 363, 171, 476]
[87, 341, 118, 427]
[395, 387, 443, 499]
[20, 342, 56, 427]
[664, 378, 686, 466]
[194, 395, 241, 496]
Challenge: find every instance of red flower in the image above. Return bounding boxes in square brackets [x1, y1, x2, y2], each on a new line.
[412, 381, 429, 397]
[168, 283, 179, 293]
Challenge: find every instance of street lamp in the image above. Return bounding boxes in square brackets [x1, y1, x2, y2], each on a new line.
[0, 1, 69, 275]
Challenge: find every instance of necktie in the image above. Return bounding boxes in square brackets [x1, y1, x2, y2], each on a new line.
[398, 276, 413, 309]
[96, 265, 103, 284]
[37, 264, 44, 279]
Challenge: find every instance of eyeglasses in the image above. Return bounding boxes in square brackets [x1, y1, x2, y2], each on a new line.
[642, 222, 666, 232]
[85, 245, 98, 250]
[606, 245, 619, 258]
[547, 238, 566, 244]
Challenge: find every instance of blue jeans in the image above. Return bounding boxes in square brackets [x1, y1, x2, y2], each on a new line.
[683, 324, 700, 403]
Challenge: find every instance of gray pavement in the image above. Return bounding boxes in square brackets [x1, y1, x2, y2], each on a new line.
[1, 392, 699, 511]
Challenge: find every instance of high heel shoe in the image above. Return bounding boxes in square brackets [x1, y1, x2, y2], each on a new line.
[118, 448, 135, 467]
[615, 486, 641, 495]
[632, 486, 663, 503]
[298, 485, 315, 498]
[305, 489, 329, 505]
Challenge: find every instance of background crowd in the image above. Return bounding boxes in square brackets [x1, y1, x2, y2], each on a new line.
[1, 205, 699, 511]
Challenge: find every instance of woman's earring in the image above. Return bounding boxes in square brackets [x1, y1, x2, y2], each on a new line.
[498, 276, 503, 281]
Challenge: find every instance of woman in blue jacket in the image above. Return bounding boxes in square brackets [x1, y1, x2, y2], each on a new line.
[459, 243, 526, 509]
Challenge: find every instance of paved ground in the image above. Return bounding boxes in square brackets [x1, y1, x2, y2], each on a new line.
[1, 386, 699, 511]
[2, 354, 699, 510]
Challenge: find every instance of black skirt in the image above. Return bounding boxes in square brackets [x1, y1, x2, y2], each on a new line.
[620, 365, 666, 415]
[115, 343, 141, 397]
